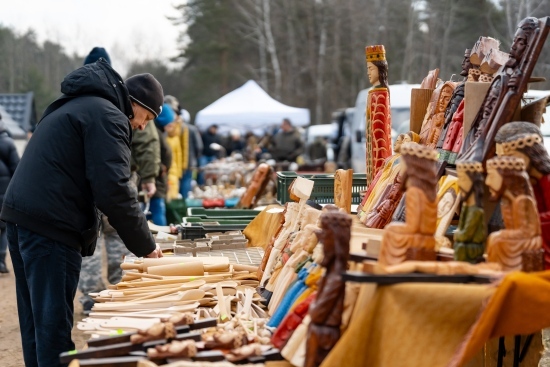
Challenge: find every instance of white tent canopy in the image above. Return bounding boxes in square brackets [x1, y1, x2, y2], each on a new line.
[194, 80, 310, 134]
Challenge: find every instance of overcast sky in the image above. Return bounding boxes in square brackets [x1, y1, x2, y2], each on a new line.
[0, 0, 184, 75]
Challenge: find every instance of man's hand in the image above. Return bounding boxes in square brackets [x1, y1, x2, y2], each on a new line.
[145, 243, 163, 258]
[142, 182, 156, 198]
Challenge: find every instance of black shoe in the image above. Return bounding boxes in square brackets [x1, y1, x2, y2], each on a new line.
[0, 262, 8, 274]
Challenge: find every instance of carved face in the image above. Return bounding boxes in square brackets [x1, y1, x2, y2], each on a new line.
[485, 167, 504, 200]
[482, 79, 501, 120]
[437, 86, 453, 113]
[457, 168, 473, 196]
[509, 28, 529, 61]
[367, 62, 380, 86]
[460, 54, 472, 77]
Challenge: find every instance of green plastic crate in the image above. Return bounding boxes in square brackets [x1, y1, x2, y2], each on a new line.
[276, 171, 367, 205]
[182, 217, 252, 226]
[186, 208, 261, 220]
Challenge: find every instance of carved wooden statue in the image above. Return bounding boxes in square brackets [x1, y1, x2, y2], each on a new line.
[237, 162, 272, 209]
[495, 121, 550, 269]
[436, 49, 472, 155]
[357, 131, 418, 225]
[420, 81, 456, 148]
[305, 210, 351, 367]
[485, 156, 543, 271]
[365, 45, 392, 185]
[364, 174, 403, 229]
[459, 17, 550, 163]
[453, 161, 486, 263]
[378, 143, 439, 265]
[334, 169, 353, 214]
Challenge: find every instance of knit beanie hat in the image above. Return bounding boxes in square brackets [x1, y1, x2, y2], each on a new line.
[125, 73, 164, 118]
[84, 47, 111, 65]
[155, 103, 176, 127]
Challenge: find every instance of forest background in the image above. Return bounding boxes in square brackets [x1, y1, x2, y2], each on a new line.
[0, 0, 549, 126]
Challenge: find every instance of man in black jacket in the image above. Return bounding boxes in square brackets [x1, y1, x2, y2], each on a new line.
[0, 59, 164, 367]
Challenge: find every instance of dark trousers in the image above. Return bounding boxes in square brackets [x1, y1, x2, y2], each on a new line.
[7, 222, 82, 367]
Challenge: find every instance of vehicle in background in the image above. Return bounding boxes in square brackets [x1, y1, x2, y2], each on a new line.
[0, 105, 27, 139]
[350, 83, 421, 173]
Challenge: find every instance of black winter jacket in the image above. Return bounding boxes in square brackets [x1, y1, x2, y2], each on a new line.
[0, 60, 156, 257]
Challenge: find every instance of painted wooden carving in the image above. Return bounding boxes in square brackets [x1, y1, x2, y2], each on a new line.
[420, 81, 456, 148]
[453, 161, 486, 263]
[237, 163, 272, 209]
[459, 17, 550, 163]
[437, 49, 472, 159]
[334, 169, 353, 214]
[305, 210, 351, 367]
[485, 156, 543, 271]
[357, 132, 419, 225]
[378, 143, 439, 265]
[495, 121, 550, 269]
[365, 45, 392, 185]
[364, 174, 403, 229]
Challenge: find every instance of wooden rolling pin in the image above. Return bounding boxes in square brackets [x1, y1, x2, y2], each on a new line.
[121, 256, 229, 272]
[146, 262, 204, 276]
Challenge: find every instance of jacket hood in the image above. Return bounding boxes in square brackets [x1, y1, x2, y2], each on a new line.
[60, 59, 133, 118]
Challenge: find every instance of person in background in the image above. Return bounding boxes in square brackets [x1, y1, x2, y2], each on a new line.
[269, 118, 304, 162]
[164, 96, 203, 199]
[0, 114, 20, 274]
[147, 107, 172, 226]
[224, 128, 246, 156]
[83, 46, 112, 65]
[1, 58, 163, 366]
[198, 125, 222, 185]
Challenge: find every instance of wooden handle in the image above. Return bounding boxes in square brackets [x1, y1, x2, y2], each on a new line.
[147, 262, 205, 276]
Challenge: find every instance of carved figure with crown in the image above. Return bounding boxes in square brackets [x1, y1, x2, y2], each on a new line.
[495, 121, 550, 269]
[365, 45, 392, 185]
[485, 156, 543, 272]
[378, 143, 438, 265]
[453, 161, 486, 263]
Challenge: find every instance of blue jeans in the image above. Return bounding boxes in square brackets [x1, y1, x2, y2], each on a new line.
[180, 169, 193, 199]
[7, 223, 82, 367]
[148, 197, 167, 225]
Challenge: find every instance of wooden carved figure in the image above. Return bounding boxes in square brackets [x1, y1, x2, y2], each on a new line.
[237, 163, 272, 208]
[495, 121, 550, 269]
[378, 143, 439, 265]
[364, 174, 403, 229]
[420, 82, 456, 148]
[453, 161, 486, 263]
[305, 210, 351, 367]
[459, 17, 550, 163]
[357, 131, 419, 224]
[365, 45, 392, 185]
[485, 156, 543, 271]
[436, 49, 472, 154]
[334, 169, 353, 214]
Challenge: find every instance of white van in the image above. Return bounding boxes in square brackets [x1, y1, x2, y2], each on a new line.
[350, 83, 421, 173]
